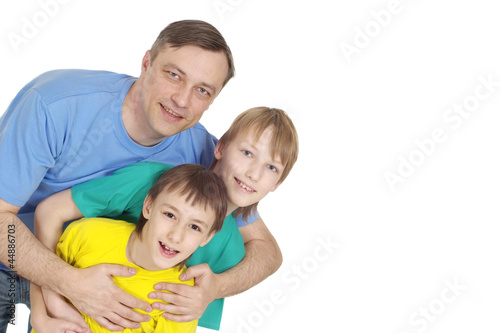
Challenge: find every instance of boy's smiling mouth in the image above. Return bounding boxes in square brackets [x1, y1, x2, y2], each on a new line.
[235, 178, 256, 193]
[159, 241, 180, 257]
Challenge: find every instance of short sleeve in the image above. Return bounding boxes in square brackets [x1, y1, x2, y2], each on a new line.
[56, 220, 83, 265]
[234, 210, 260, 227]
[0, 89, 58, 207]
[72, 162, 171, 222]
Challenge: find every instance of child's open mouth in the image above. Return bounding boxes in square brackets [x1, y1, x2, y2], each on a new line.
[235, 178, 256, 193]
[159, 241, 180, 257]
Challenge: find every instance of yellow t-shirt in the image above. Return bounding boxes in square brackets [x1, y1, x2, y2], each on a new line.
[55, 217, 197, 333]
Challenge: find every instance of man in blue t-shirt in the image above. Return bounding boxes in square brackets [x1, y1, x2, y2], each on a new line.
[0, 20, 282, 332]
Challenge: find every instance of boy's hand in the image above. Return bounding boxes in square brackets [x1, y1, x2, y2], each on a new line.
[62, 263, 153, 330]
[31, 315, 88, 333]
[149, 263, 219, 322]
[42, 288, 89, 329]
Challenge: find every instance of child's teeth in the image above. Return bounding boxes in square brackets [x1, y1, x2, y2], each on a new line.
[238, 180, 254, 191]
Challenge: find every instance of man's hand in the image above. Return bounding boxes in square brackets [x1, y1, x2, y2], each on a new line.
[62, 263, 153, 330]
[149, 263, 219, 322]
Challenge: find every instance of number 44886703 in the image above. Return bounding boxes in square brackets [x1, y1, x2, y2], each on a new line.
[8, 224, 15, 269]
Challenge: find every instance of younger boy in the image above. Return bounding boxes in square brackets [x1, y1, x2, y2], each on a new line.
[32, 106, 299, 331]
[31, 164, 228, 332]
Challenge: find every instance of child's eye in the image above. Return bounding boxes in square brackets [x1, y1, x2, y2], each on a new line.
[189, 224, 201, 232]
[268, 165, 278, 172]
[165, 212, 176, 219]
[242, 150, 252, 157]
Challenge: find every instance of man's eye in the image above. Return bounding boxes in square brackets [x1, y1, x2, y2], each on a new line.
[198, 87, 209, 95]
[168, 72, 180, 79]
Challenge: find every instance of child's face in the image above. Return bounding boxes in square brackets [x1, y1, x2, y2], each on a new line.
[135, 189, 215, 271]
[213, 126, 284, 210]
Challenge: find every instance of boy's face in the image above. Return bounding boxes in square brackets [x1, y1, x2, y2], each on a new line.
[136, 44, 228, 142]
[134, 189, 215, 271]
[213, 126, 284, 210]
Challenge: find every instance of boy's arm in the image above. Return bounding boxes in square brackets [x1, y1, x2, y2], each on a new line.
[151, 217, 282, 321]
[30, 282, 89, 333]
[34, 189, 83, 251]
[32, 189, 89, 331]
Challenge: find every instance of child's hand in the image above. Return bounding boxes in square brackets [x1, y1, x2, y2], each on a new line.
[32, 315, 88, 333]
[42, 288, 90, 331]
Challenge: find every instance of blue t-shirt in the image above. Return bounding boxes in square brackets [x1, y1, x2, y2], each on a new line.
[0, 69, 217, 231]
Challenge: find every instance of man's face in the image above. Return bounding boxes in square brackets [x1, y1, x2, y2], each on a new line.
[137, 44, 228, 143]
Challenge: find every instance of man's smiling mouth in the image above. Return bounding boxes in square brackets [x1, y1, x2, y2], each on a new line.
[161, 103, 182, 118]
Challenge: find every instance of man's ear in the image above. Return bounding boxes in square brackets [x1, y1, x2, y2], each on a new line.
[200, 231, 216, 247]
[214, 141, 224, 161]
[141, 50, 151, 73]
[142, 194, 153, 219]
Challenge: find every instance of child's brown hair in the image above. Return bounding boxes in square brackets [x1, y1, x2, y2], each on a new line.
[136, 164, 228, 237]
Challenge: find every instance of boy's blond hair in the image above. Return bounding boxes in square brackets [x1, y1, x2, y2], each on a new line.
[215, 107, 299, 222]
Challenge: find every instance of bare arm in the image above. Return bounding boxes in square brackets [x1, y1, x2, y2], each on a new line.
[152, 217, 282, 322]
[0, 197, 76, 291]
[213, 217, 282, 297]
[30, 190, 89, 332]
[34, 189, 83, 252]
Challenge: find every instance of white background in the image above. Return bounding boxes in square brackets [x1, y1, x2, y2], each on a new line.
[2, 0, 500, 332]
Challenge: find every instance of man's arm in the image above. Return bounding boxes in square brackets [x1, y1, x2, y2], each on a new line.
[0, 198, 73, 289]
[151, 217, 282, 322]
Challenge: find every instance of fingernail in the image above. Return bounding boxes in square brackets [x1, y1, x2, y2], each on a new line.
[129, 268, 136, 274]
[149, 292, 156, 299]
[146, 306, 153, 312]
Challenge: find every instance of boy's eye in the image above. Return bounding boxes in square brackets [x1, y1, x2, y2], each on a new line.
[189, 224, 201, 232]
[242, 150, 252, 157]
[268, 165, 278, 172]
[165, 212, 175, 219]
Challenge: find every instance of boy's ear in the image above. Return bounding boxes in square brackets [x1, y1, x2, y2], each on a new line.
[214, 141, 224, 161]
[270, 182, 281, 193]
[199, 231, 216, 247]
[142, 194, 153, 219]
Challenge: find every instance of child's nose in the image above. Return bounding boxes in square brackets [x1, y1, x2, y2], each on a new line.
[246, 164, 261, 181]
[167, 225, 184, 243]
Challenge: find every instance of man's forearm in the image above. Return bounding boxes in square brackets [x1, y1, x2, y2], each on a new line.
[0, 210, 75, 294]
[215, 237, 283, 299]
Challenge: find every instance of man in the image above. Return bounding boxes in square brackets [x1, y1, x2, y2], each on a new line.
[0, 20, 282, 331]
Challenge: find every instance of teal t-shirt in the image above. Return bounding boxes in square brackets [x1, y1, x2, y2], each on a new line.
[72, 161, 245, 330]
